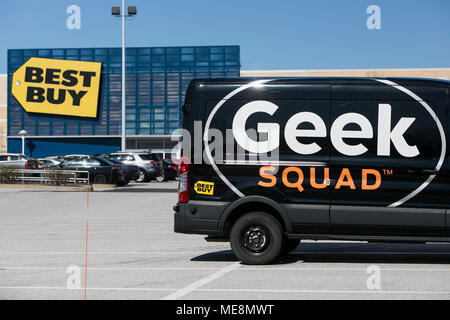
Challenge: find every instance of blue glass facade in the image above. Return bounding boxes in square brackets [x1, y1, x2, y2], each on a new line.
[7, 46, 240, 157]
[8, 46, 240, 136]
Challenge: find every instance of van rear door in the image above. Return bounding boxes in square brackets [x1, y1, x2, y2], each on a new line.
[329, 79, 448, 234]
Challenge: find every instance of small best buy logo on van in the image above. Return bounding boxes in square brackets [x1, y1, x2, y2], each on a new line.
[194, 181, 214, 195]
[11, 57, 102, 118]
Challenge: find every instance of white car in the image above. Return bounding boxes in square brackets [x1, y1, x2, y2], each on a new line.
[0, 153, 40, 169]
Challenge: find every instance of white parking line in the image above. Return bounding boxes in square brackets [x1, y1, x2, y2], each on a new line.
[0, 250, 226, 255]
[0, 230, 173, 234]
[195, 288, 450, 295]
[2, 266, 450, 272]
[2, 250, 450, 255]
[0, 286, 175, 292]
[1, 286, 450, 296]
[0, 223, 172, 227]
[239, 267, 450, 271]
[161, 262, 241, 300]
[0, 267, 225, 270]
[0, 219, 147, 222]
[9, 239, 201, 242]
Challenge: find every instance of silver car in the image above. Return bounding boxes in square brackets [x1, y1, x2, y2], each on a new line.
[38, 158, 62, 166]
[109, 151, 162, 183]
[0, 153, 40, 169]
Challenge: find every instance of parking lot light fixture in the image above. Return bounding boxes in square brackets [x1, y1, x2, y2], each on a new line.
[19, 130, 27, 155]
[111, 1, 137, 151]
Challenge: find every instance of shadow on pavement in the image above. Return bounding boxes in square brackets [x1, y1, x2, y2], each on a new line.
[191, 242, 450, 265]
[191, 250, 239, 262]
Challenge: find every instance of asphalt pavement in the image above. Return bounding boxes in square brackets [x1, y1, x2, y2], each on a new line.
[1, 181, 450, 300]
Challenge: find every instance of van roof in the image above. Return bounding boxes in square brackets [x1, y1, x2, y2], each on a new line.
[190, 77, 450, 87]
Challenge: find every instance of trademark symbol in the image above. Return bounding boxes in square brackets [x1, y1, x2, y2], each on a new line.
[383, 169, 393, 175]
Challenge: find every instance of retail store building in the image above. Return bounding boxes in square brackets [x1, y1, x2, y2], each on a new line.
[6, 46, 240, 158]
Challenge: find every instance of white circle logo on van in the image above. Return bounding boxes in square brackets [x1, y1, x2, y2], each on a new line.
[203, 79, 446, 207]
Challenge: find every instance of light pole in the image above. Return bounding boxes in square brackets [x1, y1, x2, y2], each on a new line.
[19, 130, 27, 155]
[112, 3, 137, 151]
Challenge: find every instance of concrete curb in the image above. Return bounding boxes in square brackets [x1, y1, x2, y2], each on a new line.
[0, 184, 92, 191]
[92, 184, 117, 191]
[0, 183, 119, 192]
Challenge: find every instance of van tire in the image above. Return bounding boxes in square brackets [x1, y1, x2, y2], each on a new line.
[230, 211, 284, 265]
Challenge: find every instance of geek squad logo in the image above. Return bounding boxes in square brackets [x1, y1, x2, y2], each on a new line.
[203, 79, 446, 207]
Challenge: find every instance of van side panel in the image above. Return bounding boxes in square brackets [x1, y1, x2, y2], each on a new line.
[176, 78, 450, 240]
[191, 80, 332, 228]
[330, 80, 448, 231]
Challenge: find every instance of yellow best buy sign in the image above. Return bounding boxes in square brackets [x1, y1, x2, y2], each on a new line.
[194, 181, 214, 195]
[11, 57, 102, 118]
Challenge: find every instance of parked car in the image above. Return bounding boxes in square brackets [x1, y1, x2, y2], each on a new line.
[46, 155, 65, 161]
[58, 156, 124, 185]
[62, 154, 90, 158]
[167, 158, 181, 169]
[38, 158, 62, 167]
[166, 158, 181, 181]
[0, 153, 40, 169]
[97, 156, 140, 186]
[108, 152, 162, 183]
[156, 159, 179, 182]
[36, 159, 53, 168]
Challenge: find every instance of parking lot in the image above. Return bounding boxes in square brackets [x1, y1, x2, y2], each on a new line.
[1, 180, 450, 300]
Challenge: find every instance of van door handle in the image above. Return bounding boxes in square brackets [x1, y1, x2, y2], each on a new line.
[407, 168, 439, 174]
[421, 169, 439, 174]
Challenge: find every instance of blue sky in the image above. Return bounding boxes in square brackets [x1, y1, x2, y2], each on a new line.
[0, 0, 449, 73]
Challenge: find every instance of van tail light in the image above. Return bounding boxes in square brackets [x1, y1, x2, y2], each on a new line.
[178, 156, 189, 203]
[25, 162, 29, 169]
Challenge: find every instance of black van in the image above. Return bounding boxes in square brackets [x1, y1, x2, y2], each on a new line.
[173, 78, 449, 265]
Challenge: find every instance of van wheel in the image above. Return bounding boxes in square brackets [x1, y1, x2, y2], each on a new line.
[283, 239, 301, 254]
[230, 212, 284, 265]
